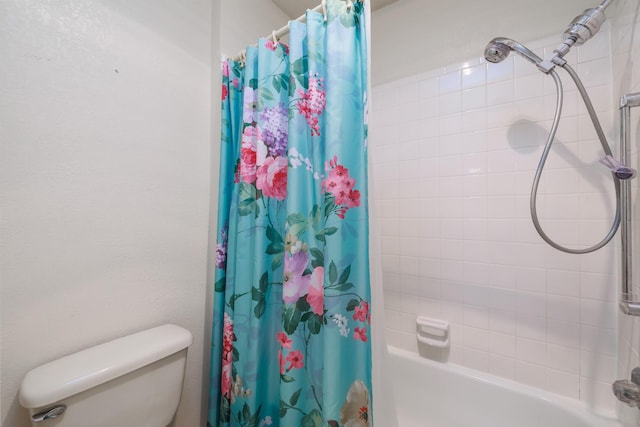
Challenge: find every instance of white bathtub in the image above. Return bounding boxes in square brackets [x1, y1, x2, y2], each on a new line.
[387, 346, 623, 427]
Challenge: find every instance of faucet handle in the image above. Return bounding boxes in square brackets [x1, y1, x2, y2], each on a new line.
[613, 380, 640, 407]
[631, 367, 640, 386]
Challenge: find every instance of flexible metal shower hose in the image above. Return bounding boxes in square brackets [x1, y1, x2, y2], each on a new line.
[529, 64, 621, 254]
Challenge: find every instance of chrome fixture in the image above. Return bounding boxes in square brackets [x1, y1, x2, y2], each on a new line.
[613, 368, 640, 407]
[619, 92, 640, 316]
[538, 0, 614, 73]
[484, 37, 543, 66]
[31, 405, 66, 423]
[483, 0, 638, 255]
[563, 3, 608, 46]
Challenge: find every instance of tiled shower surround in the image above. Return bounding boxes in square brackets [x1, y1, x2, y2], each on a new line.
[370, 28, 622, 412]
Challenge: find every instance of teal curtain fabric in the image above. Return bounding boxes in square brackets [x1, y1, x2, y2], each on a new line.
[209, 2, 371, 426]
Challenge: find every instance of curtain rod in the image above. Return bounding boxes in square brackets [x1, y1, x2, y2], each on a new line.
[231, 0, 357, 62]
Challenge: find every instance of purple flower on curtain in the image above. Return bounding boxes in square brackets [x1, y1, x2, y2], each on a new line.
[215, 227, 228, 269]
[259, 103, 288, 157]
[243, 87, 258, 124]
[282, 251, 310, 303]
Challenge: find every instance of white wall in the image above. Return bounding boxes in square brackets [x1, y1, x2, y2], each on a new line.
[611, 0, 640, 425]
[220, 0, 290, 59]
[370, 10, 622, 415]
[0, 1, 213, 426]
[371, 0, 594, 85]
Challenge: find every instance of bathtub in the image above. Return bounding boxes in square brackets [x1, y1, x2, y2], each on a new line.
[387, 346, 623, 427]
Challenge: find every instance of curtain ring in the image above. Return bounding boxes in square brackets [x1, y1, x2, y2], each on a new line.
[272, 30, 278, 45]
[239, 49, 247, 66]
[322, 0, 327, 21]
[346, 0, 354, 11]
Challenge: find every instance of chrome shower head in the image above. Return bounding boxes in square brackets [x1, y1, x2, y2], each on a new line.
[484, 39, 511, 64]
[484, 37, 544, 66]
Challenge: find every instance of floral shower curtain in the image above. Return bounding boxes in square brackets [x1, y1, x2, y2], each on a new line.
[208, 1, 371, 426]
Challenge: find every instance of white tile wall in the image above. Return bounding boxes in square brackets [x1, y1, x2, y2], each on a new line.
[371, 27, 622, 414]
[611, 0, 640, 425]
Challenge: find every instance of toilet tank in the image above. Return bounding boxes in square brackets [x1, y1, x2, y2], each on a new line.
[19, 324, 193, 427]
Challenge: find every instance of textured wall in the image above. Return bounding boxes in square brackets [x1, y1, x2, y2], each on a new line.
[0, 1, 212, 426]
[370, 25, 620, 414]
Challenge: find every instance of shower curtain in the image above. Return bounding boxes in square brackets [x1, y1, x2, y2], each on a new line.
[208, 1, 372, 426]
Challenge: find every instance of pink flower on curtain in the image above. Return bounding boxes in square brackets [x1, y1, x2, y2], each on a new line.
[306, 267, 324, 315]
[276, 331, 292, 350]
[347, 189, 361, 208]
[264, 40, 289, 55]
[296, 74, 326, 136]
[352, 301, 369, 323]
[354, 327, 367, 342]
[286, 349, 304, 370]
[322, 156, 361, 218]
[278, 350, 286, 374]
[282, 251, 310, 303]
[256, 156, 288, 200]
[240, 126, 262, 184]
[221, 312, 235, 398]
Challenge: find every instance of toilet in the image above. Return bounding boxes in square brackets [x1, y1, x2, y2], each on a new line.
[19, 324, 193, 427]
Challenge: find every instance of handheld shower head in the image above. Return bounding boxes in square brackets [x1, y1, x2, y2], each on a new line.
[484, 37, 543, 66]
[484, 39, 511, 63]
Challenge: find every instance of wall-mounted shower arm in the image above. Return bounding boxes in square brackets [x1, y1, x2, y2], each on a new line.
[599, 0, 614, 11]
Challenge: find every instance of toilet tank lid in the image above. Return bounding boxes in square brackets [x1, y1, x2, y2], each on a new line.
[19, 324, 193, 409]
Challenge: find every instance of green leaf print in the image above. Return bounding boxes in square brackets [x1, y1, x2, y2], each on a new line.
[329, 261, 338, 284]
[301, 409, 323, 427]
[289, 388, 303, 406]
[271, 252, 284, 270]
[338, 265, 351, 284]
[283, 304, 302, 335]
[266, 225, 284, 255]
[254, 298, 266, 318]
[215, 277, 226, 292]
[259, 272, 269, 292]
[310, 247, 324, 268]
[238, 182, 257, 216]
